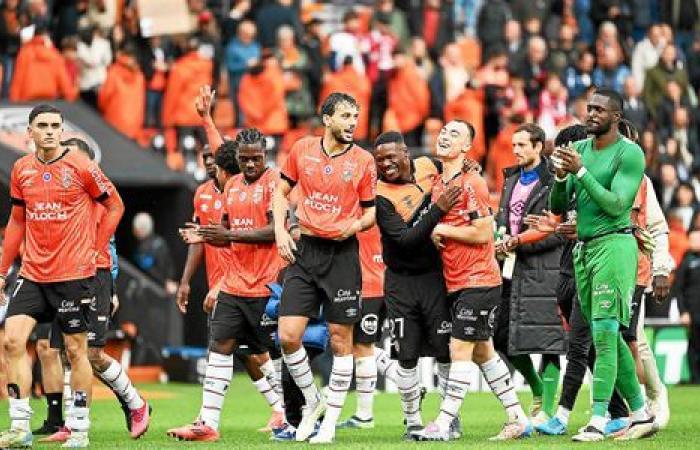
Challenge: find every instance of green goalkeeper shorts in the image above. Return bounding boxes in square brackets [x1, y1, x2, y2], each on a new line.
[572, 233, 637, 327]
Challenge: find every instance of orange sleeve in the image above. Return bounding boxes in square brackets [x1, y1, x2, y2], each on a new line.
[466, 175, 491, 217]
[357, 153, 377, 203]
[80, 159, 115, 200]
[203, 116, 223, 153]
[281, 139, 302, 184]
[0, 205, 25, 276]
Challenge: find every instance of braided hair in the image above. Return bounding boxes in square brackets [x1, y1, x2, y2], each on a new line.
[235, 128, 266, 148]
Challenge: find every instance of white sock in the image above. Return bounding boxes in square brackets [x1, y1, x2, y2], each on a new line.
[200, 352, 233, 430]
[556, 406, 571, 425]
[435, 361, 471, 429]
[9, 398, 32, 431]
[100, 360, 144, 410]
[259, 359, 283, 410]
[437, 362, 450, 401]
[282, 347, 319, 406]
[271, 358, 284, 399]
[253, 378, 284, 413]
[481, 356, 528, 425]
[396, 366, 422, 427]
[355, 356, 377, 420]
[65, 406, 90, 433]
[374, 347, 398, 383]
[319, 355, 353, 434]
[63, 369, 73, 411]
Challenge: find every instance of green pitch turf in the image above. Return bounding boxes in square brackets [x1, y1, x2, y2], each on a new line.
[1, 376, 699, 449]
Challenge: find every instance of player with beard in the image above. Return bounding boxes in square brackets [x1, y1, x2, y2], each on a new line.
[414, 120, 531, 442]
[273, 93, 377, 444]
[549, 89, 657, 441]
[372, 131, 460, 439]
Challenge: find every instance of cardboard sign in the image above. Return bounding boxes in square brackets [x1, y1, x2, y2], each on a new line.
[137, 0, 193, 37]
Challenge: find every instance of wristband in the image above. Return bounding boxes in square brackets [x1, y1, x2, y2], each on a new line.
[576, 166, 588, 179]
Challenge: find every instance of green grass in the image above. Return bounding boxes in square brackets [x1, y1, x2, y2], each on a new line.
[1, 376, 699, 448]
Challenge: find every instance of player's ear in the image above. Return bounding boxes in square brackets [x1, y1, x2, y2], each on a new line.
[322, 114, 331, 128]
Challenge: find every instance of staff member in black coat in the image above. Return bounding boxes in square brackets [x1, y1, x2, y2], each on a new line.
[674, 230, 700, 384]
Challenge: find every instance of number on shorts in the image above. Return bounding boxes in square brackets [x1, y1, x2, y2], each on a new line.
[389, 317, 404, 339]
[11, 279, 24, 299]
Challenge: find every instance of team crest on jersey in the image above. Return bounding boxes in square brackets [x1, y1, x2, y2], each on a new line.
[342, 161, 356, 182]
[323, 165, 333, 175]
[42, 172, 51, 182]
[61, 168, 73, 188]
[252, 185, 264, 204]
[239, 191, 247, 201]
[214, 199, 222, 210]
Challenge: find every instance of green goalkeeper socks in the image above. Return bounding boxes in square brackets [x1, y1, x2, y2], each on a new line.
[591, 318, 619, 412]
[511, 355, 543, 398]
[541, 361, 561, 417]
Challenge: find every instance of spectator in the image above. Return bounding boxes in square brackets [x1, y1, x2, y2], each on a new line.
[592, 45, 631, 92]
[409, 36, 435, 82]
[500, 75, 532, 124]
[622, 76, 649, 132]
[688, 33, 700, 92]
[0, 0, 28, 98]
[137, 36, 170, 129]
[668, 212, 690, 266]
[643, 44, 689, 118]
[590, 0, 633, 41]
[375, 0, 410, 49]
[299, 17, 323, 106]
[86, 0, 118, 33]
[675, 230, 700, 384]
[60, 36, 79, 88]
[238, 51, 288, 139]
[132, 212, 178, 296]
[385, 50, 430, 147]
[454, 0, 485, 38]
[98, 42, 145, 140]
[76, 23, 113, 109]
[510, 0, 553, 26]
[51, 0, 84, 47]
[503, 19, 525, 66]
[631, 23, 666, 89]
[255, 0, 301, 50]
[668, 107, 699, 163]
[548, 23, 578, 76]
[366, 14, 398, 135]
[225, 20, 261, 127]
[445, 81, 487, 162]
[486, 114, 522, 193]
[476, 0, 510, 56]
[594, 20, 627, 62]
[9, 20, 78, 102]
[537, 72, 570, 139]
[274, 25, 314, 125]
[564, 49, 596, 99]
[319, 56, 371, 142]
[475, 46, 509, 88]
[629, 0, 656, 42]
[429, 42, 471, 120]
[656, 79, 693, 134]
[660, 0, 700, 55]
[670, 182, 698, 231]
[411, 0, 455, 57]
[195, 10, 223, 90]
[663, 137, 692, 181]
[328, 9, 366, 74]
[512, 36, 549, 109]
[162, 36, 213, 162]
[220, 0, 251, 46]
[657, 161, 680, 211]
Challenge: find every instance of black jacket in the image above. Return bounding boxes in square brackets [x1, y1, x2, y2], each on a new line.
[496, 159, 566, 355]
[673, 251, 700, 319]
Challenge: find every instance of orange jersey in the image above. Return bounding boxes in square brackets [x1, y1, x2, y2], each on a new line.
[193, 180, 228, 289]
[94, 205, 111, 269]
[358, 225, 385, 298]
[431, 171, 501, 292]
[633, 177, 651, 287]
[281, 137, 376, 240]
[221, 169, 285, 297]
[10, 150, 114, 282]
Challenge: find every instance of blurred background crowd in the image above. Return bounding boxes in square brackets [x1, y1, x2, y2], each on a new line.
[1, 0, 700, 325]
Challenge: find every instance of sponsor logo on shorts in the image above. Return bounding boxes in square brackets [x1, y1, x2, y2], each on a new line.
[87, 331, 96, 341]
[89, 297, 97, 312]
[59, 299, 80, 313]
[345, 307, 358, 318]
[68, 318, 81, 328]
[360, 314, 379, 335]
[437, 320, 452, 335]
[599, 299, 613, 310]
[455, 307, 476, 322]
[463, 326, 475, 336]
[260, 313, 277, 327]
[593, 283, 614, 297]
[487, 307, 497, 329]
[334, 289, 359, 303]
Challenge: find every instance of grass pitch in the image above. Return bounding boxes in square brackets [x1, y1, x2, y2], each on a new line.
[1, 376, 699, 449]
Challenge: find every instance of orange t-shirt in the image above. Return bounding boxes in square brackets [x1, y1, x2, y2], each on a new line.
[431, 170, 501, 292]
[10, 150, 114, 282]
[193, 180, 228, 289]
[633, 177, 651, 287]
[281, 137, 376, 240]
[220, 169, 285, 297]
[358, 225, 385, 298]
[94, 205, 111, 270]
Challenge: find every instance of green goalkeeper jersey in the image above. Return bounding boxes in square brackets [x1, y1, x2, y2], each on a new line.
[549, 135, 645, 241]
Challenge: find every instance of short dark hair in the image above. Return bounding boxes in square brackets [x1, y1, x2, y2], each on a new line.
[235, 127, 266, 149]
[515, 123, 546, 148]
[594, 88, 623, 112]
[450, 120, 476, 142]
[215, 140, 240, 175]
[320, 92, 359, 118]
[29, 104, 62, 124]
[374, 131, 405, 148]
[61, 137, 94, 160]
[554, 124, 588, 147]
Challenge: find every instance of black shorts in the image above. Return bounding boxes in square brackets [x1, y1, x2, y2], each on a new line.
[7, 276, 94, 336]
[449, 286, 501, 342]
[354, 297, 386, 344]
[385, 269, 451, 361]
[211, 292, 272, 354]
[235, 307, 279, 359]
[279, 235, 362, 324]
[622, 285, 646, 343]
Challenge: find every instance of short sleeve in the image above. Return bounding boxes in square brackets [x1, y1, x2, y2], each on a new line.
[358, 154, 377, 206]
[81, 160, 114, 201]
[9, 163, 24, 205]
[464, 174, 492, 218]
[281, 140, 302, 186]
